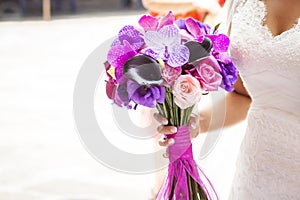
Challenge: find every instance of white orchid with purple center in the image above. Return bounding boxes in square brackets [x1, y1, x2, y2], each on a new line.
[142, 25, 190, 68]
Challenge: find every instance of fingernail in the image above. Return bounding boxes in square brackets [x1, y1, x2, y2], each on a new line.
[162, 152, 169, 158]
[162, 119, 168, 125]
[191, 122, 196, 129]
[168, 138, 175, 145]
[157, 126, 163, 132]
[170, 127, 177, 133]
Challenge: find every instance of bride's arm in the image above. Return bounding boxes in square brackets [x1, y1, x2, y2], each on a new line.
[199, 75, 251, 134]
[142, 0, 221, 16]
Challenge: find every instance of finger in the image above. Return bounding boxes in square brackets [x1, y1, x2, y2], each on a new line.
[189, 116, 198, 130]
[157, 125, 177, 135]
[162, 152, 169, 158]
[189, 114, 200, 138]
[153, 113, 168, 125]
[159, 138, 175, 147]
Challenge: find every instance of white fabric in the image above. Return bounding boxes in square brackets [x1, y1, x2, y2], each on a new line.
[228, 0, 300, 199]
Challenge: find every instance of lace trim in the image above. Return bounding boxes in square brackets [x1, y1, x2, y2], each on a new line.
[230, 0, 300, 81]
[257, 0, 300, 40]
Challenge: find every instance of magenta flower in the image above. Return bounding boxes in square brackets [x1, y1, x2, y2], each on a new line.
[157, 11, 175, 30]
[206, 34, 230, 53]
[138, 15, 159, 31]
[143, 25, 189, 67]
[185, 18, 206, 42]
[175, 18, 211, 42]
[139, 11, 174, 32]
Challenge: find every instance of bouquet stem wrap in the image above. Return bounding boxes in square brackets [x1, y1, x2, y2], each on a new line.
[156, 126, 218, 200]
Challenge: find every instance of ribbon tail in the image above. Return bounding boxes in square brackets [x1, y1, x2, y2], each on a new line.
[156, 126, 219, 200]
[184, 159, 219, 200]
[156, 163, 175, 200]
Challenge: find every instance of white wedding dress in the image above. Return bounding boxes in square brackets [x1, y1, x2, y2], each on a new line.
[227, 0, 300, 199]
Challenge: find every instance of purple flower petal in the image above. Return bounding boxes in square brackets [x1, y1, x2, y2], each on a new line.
[157, 86, 165, 103]
[196, 21, 212, 34]
[144, 31, 164, 49]
[175, 19, 187, 30]
[115, 67, 124, 82]
[206, 34, 230, 53]
[215, 52, 232, 64]
[111, 38, 121, 47]
[144, 25, 189, 67]
[141, 48, 160, 60]
[127, 80, 165, 108]
[127, 80, 141, 98]
[167, 45, 189, 67]
[159, 25, 180, 46]
[218, 61, 238, 92]
[158, 11, 174, 30]
[118, 25, 145, 51]
[107, 40, 137, 81]
[138, 15, 159, 31]
[185, 18, 203, 38]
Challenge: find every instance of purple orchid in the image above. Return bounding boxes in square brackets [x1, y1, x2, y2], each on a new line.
[111, 25, 144, 51]
[107, 40, 137, 82]
[175, 18, 212, 42]
[138, 15, 159, 31]
[127, 80, 165, 108]
[139, 11, 175, 32]
[142, 25, 189, 68]
[175, 18, 229, 53]
[107, 25, 145, 82]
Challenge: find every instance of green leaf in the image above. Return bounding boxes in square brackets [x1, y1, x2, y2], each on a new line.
[213, 23, 221, 33]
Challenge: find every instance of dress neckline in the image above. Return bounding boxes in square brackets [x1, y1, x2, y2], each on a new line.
[256, 0, 300, 40]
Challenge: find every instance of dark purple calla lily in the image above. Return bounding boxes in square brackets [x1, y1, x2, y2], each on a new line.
[123, 55, 163, 85]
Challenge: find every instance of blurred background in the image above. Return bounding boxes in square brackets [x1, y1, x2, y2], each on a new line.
[0, 0, 246, 199]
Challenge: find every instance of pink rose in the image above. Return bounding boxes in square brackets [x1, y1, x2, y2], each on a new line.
[162, 64, 182, 86]
[186, 56, 222, 91]
[197, 63, 222, 91]
[172, 75, 201, 109]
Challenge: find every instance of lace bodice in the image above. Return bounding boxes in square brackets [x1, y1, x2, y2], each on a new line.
[228, 0, 300, 199]
[230, 0, 300, 117]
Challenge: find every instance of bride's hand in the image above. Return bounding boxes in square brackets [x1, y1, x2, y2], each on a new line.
[153, 113, 200, 147]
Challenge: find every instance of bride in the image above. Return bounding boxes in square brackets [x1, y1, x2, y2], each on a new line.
[151, 0, 300, 199]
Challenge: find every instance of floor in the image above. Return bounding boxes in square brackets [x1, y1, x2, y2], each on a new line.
[0, 11, 247, 200]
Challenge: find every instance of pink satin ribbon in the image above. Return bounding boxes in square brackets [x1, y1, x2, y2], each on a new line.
[156, 126, 219, 200]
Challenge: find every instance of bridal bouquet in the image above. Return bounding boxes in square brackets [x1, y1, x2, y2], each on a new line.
[104, 11, 238, 200]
